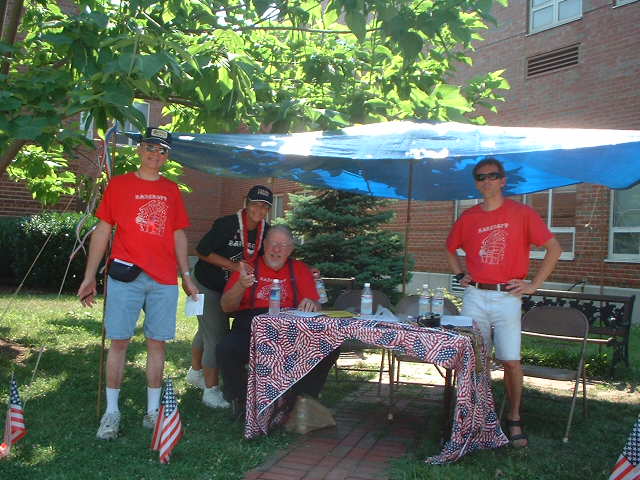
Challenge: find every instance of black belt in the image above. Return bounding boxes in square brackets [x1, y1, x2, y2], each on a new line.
[472, 282, 511, 292]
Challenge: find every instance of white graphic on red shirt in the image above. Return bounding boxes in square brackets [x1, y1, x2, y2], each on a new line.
[479, 228, 507, 265]
[257, 277, 289, 303]
[135, 199, 167, 236]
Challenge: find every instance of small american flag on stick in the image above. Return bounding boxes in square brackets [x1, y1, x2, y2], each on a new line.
[151, 379, 183, 464]
[1, 378, 27, 459]
[610, 414, 640, 480]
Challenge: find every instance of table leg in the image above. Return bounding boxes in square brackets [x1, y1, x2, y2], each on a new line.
[442, 367, 454, 442]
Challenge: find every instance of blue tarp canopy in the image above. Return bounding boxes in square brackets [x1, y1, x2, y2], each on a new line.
[162, 121, 640, 201]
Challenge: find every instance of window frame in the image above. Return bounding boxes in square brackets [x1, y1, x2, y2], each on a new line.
[608, 188, 640, 262]
[523, 187, 576, 261]
[529, 0, 583, 34]
[268, 193, 285, 222]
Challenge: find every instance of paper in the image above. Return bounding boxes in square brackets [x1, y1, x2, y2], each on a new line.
[440, 315, 473, 327]
[321, 310, 355, 318]
[288, 310, 322, 318]
[185, 294, 204, 316]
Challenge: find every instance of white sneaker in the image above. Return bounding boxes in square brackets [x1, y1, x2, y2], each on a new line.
[142, 410, 159, 429]
[202, 388, 230, 409]
[96, 412, 121, 440]
[186, 367, 205, 389]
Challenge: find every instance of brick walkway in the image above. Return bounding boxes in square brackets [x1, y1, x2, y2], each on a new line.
[244, 380, 445, 480]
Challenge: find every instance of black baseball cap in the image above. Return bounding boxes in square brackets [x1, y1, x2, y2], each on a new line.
[247, 185, 273, 205]
[141, 127, 172, 149]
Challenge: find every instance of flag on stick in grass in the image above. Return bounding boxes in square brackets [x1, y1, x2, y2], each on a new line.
[151, 379, 183, 464]
[609, 414, 640, 480]
[1, 378, 27, 459]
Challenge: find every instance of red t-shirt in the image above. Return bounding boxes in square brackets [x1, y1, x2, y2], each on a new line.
[96, 172, 190, 285]
[446, 199, 553, 284]
[224, 257, 319, 310]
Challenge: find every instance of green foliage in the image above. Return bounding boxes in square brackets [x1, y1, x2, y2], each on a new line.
[0, 216, 21, 280]
[283, 189, 412, 302]
[521, 338, 612, 378]
[10, 212, 98, 291]
[2, 0, 509, 206]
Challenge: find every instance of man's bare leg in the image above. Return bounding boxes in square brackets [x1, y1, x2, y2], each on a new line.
[502, 359, 528, 447]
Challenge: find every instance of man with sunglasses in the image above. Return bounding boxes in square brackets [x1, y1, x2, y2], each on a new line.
[78, 127, 199, 440]
[445, 157, 561, 448]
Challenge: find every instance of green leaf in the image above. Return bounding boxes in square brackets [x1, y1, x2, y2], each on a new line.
[14, 117, 51, 140]
[399, 32, 423, 66]
[345, 11, 367, 42]
[138, 54, 166, 79]
[102, 84, 134, 106]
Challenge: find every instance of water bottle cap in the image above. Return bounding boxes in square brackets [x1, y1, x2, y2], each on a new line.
[364, 282, 370, 288]
[422, 284, 428, 289]
[273, 279, 280, 284]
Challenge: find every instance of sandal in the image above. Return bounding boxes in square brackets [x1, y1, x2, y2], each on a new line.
[505, 418, 529, 448]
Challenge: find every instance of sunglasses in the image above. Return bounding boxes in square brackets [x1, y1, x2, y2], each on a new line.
[474, 172, 504, 182]
[144, 144, 169, 155]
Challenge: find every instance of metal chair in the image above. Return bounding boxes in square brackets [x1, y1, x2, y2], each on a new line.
[392, 296, 460, 388]
[502, 305, 589, 443]
[332, 288, 393, 394]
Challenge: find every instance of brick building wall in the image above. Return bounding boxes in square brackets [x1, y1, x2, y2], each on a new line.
[2, 0, 639, 295]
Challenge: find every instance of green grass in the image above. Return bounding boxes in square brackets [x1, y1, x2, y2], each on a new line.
[0, 292, 364, 480]
[1, 293, 639, 480]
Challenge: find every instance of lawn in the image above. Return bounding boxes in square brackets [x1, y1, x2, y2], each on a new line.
[1, 292, 639, 480]
[0, 292, 363, 480]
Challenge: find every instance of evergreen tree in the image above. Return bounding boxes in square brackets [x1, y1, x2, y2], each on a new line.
[283, 189, 412, 303]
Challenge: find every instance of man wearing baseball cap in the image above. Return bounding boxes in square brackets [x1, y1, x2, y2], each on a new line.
[186, 184, 273, 409]
[78, 126, 199, 440]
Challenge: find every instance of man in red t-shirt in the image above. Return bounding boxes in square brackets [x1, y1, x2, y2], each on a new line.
[446, 157, 561, 448]
[78, 127, 199, 441]
[217, 225, 338, 414]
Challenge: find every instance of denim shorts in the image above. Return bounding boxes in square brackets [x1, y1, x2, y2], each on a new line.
[461, 286, 523, 361]
[104, 272, 179, 341]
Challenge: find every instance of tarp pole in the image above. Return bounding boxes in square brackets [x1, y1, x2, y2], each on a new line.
[401, 159, 414, 295]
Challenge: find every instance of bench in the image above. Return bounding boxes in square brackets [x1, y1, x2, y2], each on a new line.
[521, 289, 635, 376]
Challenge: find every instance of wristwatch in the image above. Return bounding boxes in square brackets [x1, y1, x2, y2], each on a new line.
[454, 272, 466, 282]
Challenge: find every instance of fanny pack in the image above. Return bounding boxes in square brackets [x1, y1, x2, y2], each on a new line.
[108, 258, 142, 282]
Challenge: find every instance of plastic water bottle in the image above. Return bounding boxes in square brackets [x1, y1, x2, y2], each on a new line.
[360, 282, 373, 315]
[269, 279, 281, 314]
[314, 274, 328, 304]
[418, 284, 431, 317]
[432, 287, 445, 317]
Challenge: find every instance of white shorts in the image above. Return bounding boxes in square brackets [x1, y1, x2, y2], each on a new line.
[461, 286, 523, 361]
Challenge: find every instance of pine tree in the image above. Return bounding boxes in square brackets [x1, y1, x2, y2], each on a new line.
[283, 189, 412, 303]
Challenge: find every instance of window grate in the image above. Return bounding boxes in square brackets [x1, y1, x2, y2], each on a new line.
[527, 44, 580, 78]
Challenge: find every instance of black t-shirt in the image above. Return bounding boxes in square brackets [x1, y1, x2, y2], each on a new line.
[193, 213, 268, 292]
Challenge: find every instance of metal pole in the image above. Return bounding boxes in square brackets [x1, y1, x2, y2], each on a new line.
[401, 159, 414, 295]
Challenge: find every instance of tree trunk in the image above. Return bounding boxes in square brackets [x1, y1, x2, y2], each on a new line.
[1, 0, 24, 75]
[0, 140, 27, 177]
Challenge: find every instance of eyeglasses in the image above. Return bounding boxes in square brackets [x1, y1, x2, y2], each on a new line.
[267, 241, 293, 249]
[144, 144, 169, 155]
[474, 172, 504, 182]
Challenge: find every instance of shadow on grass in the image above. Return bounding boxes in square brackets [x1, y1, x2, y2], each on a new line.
[388, 381, 638, 480]
[0, 338, 291, 480]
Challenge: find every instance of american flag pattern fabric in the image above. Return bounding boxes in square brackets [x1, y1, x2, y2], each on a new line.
[244, 313, 508, 464]
[609, 415, 640, 480]
[151, 379, 183, 464]
[1, 378, 27, 459]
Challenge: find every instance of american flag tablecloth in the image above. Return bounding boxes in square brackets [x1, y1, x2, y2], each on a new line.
[244, 312, 508, 464]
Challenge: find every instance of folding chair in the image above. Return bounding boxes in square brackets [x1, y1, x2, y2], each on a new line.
[392, 296, 460, 389]
[390, 296, 460, 435]
[502, 305, 589, 443]
[332, 288, 393, 394]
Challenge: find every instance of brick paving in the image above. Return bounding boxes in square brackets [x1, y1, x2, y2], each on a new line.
[244, 380, 445, 480]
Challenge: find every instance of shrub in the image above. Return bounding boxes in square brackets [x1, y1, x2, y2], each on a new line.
[11, 212, 98, 291]
[0, 216, 21, 281]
